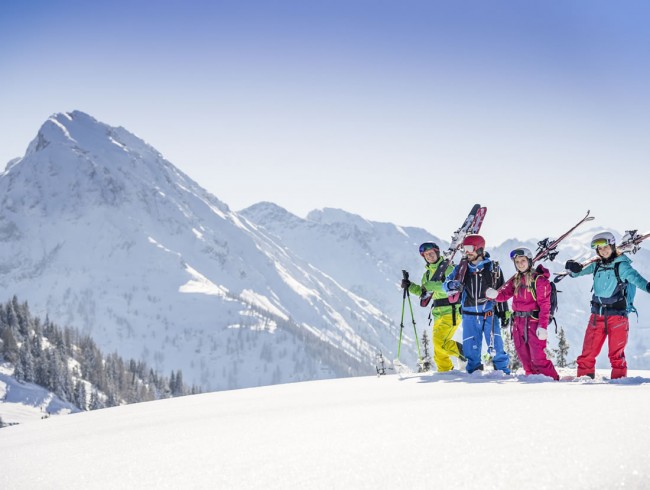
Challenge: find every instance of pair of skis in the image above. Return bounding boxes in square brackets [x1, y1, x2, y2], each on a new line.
[499, 210, 596, 289]
[553, 229, 650, 283]
[431, 204, 487, 282]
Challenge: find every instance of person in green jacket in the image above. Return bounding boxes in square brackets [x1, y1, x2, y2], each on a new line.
[401, 242, 466, 371]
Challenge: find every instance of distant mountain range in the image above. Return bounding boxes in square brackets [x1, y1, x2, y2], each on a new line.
[2, 111, 649, 392]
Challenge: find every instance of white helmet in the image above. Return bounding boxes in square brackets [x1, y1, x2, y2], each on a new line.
[591, 231, 616, 249]
[509, 247, 533, 260]
[509, 247, 533, 271]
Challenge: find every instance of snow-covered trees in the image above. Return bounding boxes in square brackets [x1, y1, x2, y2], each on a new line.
[0, 297, 200, 412]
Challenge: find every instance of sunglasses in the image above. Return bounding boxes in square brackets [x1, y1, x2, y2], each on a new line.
[591, 238, 610, 249]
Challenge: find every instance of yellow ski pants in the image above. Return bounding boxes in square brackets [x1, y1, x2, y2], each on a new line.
[432, 312, 462, 372]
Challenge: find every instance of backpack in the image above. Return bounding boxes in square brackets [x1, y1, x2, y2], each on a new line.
[593, 261, 638, 316]
[529, 274, 559, 331]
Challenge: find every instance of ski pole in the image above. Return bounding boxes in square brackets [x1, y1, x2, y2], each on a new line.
[397, 281, 407, 360]
[488, 309, 496, 358]
[396, 270, 423, 362]
[404, 275, 423, 362]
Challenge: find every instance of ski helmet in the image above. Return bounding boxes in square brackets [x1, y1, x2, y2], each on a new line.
[509, 247, 533, 270]
[591, 231, 616, 250]
[462, 234, 485, 255]
[419, 242, 440, 258]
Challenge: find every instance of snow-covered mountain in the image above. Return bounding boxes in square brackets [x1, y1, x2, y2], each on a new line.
[2, 111, 649, 396]
[0, 111, 422, 391]
[240, 202, 438, 320]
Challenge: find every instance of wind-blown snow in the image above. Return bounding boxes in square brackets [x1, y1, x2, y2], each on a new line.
[1, 370, 649, 489]
[179, 264, 228, 297]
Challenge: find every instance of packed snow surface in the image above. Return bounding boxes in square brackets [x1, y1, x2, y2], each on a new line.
[1, 368, 649, 489]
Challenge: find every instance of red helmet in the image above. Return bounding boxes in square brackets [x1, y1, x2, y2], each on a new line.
[462, 234, 485, 254]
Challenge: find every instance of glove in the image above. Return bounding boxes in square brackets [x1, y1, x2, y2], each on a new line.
[447, 280, 462, 292]
[646, 282, 650, 293]
[485, 287, 498, 300]
[536, 327, 548, 340]
[565, 260, 583, 274]
[400, 278, 411, 289]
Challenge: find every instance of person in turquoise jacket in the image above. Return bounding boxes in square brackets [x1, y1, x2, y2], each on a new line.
[401, 242, 466, 371]
[565, 231, 650, 379]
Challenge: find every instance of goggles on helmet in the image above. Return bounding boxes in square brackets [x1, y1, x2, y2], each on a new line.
[591, 238, 611, 249]
[509, 248, 533, 260]
[419, 242, 438, 254]
[463, 245, 476, 254]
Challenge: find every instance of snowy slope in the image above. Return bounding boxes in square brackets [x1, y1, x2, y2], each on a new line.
[0, 363, 78, 426]
[0, 112, 399, 391]
[240, 202, 438, 310]
[1, 370, 649, 489]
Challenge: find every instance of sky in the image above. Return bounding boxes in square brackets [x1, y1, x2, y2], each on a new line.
[1, 0, 650, 245]
[2, 368, 650, 488]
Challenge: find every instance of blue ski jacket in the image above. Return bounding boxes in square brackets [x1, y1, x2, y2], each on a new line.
[570, 254, 648, 315]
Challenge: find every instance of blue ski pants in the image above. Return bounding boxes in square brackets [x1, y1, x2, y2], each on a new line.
[461, 311, 510, 374]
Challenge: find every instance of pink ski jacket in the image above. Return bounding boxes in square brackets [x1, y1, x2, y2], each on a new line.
[495, 264, 552, 328]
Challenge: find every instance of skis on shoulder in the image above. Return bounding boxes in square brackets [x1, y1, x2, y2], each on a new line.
[431, 204, 487, 282]
[500, 210, 595, 288]
[554, 229, 650, 283]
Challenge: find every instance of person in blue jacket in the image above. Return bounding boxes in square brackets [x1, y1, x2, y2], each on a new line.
[564, 231, 650, 379]
[444, 234, 510, 374]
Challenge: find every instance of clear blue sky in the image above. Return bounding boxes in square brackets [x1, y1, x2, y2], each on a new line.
[2, 1, 649, 245]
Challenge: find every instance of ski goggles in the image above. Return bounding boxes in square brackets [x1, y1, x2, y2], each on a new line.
[509, 248, 531, 260]
[591, 238, 611, 249]
[419, 243, 438, 254]
[463, 245, 477, 254]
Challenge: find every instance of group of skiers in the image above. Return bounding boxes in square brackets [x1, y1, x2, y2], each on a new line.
[401, 231, 650, 380]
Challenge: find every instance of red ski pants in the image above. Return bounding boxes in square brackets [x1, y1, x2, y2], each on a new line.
[576, 314, 628, 379]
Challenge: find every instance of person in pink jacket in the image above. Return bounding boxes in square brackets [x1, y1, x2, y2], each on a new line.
[486, 247, 559, 380]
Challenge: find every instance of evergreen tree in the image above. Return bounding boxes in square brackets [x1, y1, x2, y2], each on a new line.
[1, 328, 19, 364]
[1, 296, 198, 412]
[74, 381, 88, 410]
[17, 338, 35, 382]
[553, 327, 571, 368]
[172, 370, 185, 396]
[89, 389, 105, 410]
[420, 331, 432, 371]
[503, 328, 522, 372]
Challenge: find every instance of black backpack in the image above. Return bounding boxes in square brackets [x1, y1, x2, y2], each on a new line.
[592, 261, 638, 316]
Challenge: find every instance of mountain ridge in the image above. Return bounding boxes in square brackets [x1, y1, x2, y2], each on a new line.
[2, 110, 650, 395]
